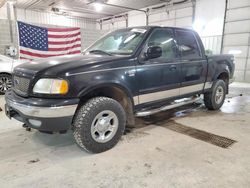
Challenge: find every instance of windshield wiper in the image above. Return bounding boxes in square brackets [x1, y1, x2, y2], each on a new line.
[88, 50, 112, 56]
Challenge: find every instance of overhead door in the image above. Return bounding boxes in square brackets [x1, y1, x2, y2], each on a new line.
[222, 0, 250, 82]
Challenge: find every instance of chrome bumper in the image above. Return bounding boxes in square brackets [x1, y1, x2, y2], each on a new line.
[6, 99, 77, 118]
[5, 90, 79, 132]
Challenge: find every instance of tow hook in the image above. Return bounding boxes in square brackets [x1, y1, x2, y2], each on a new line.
[23, 124, 31, 131]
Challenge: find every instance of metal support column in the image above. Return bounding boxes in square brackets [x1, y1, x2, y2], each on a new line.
[146, 8, 149, 26]
[220, 0, 228, 54]
[243, 32, 250, 81]
[125, 14, 128, 27]
[191, 0, 196, 24]
[99, 20, 103, 30]
[6, 2, 13, 44]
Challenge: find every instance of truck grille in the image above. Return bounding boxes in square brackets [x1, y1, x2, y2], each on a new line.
[13, 76, 30, 96]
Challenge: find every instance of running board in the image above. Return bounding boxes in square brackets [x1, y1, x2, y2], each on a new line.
[135, 97, 201, 117]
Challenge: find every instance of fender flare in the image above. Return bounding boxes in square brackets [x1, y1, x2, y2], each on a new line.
[77, 82, 135, 105]
[214, 70, 230, 82]
[212, 60, 230, 82]
[0, 72, 12, 76]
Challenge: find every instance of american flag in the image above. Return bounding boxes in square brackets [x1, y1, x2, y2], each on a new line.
[17, 21, 82, 60]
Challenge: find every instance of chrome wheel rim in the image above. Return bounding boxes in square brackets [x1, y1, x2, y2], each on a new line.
[215, 85, 224, 104]
[0, 76, 12, 93]
[91, 110, 119, 143]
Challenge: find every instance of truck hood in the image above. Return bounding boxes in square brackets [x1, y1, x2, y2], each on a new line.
[14, 54, 127, 77]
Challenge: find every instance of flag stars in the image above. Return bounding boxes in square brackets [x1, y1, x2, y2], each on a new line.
[18, 22, 48, 51]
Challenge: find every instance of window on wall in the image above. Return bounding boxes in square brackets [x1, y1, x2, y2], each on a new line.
[146, 28, 177, 60]
[176, 30, 201, 59]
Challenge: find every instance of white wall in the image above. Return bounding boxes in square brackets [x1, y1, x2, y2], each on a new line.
[100, 0, 226, 32]
[101, 17, 127, 30]
[194, 0, 225, 37]
[147, 2, 193, 28]
[222, 0, 250, 82]
[128, 11, 146, 27]
[0, 2, 97, 29]
[0, 3, 8, 19]
[100, 1, 194, 30]
[194, 0, 225, 54]
[15, 8, 97, 29]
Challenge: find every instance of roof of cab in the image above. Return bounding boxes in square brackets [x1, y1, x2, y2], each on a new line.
[117, 25, 195, 32]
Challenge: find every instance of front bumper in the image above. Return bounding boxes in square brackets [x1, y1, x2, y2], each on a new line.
[5, 90, 79, 132]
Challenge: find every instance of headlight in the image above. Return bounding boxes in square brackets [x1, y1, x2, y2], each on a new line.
[33, 78, 69, 94]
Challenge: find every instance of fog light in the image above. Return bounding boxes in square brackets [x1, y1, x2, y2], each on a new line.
[28, 119, 42, 127]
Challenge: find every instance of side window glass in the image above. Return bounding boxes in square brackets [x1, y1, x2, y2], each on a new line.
[146, 29, 177, 60]
[176, 30, 201, 59]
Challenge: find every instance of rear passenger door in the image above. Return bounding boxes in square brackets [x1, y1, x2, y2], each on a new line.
[136, 28, 181, 105]
[175, 29, 207, 96]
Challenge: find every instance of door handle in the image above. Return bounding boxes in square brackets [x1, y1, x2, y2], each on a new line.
[169, 65, 177, 71]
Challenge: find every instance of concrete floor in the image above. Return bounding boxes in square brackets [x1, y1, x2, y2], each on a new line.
[0, 82, 250, 188]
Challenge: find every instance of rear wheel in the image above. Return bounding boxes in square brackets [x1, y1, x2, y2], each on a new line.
[204, 79, 226, 110]
[0, 74, 12, 95]
[73, 97, 126, 153]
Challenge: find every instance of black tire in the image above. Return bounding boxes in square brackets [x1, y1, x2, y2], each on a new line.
[0, 73, 12, 95]
[204, 79, 226, 110]
[73, 97, 126, 153]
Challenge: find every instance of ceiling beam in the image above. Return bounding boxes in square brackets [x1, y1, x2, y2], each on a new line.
[102, 2, 147, 13]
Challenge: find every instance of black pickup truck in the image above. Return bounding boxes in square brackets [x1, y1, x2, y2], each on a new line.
[5, 26, 234, 153]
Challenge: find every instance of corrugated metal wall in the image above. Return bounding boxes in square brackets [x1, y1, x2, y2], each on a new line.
[101, 1, 194, 30]
[201, 35, 222, 54]
[16, 8, 97, 29]
[101, 17, 126, 30]
[148, 3, 193, 28]
[222, 0, 250, 82]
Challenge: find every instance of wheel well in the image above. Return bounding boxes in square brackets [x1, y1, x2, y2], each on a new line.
[78, 86, 135, 126]
[0, 72, 11, 76]
[217, 72, 229, 93]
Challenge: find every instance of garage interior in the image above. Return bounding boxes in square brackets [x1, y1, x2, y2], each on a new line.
[0, 0, 250, 187]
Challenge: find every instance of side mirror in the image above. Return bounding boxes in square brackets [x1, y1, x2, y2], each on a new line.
[146, 46, 162, 60]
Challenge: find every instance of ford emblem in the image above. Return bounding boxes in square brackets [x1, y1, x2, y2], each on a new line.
[14, 79, 19, 85]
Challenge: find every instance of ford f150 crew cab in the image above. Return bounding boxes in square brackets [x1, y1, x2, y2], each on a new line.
[5, 26, 235, 153]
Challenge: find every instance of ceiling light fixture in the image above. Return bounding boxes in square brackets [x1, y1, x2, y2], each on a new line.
[94, 2, 103, 12]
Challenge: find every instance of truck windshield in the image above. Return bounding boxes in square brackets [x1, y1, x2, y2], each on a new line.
[85, 28, 148, 56]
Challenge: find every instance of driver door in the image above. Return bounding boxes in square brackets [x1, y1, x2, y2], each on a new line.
[136, 28, 181, 105]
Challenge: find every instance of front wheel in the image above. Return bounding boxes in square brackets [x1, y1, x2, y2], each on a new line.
[0, 74, 12, 95]
[204, 79, 226, 110]
[73, 97, 126, 153]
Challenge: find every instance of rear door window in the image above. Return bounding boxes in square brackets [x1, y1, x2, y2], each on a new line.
[175, 30, 201, 59]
